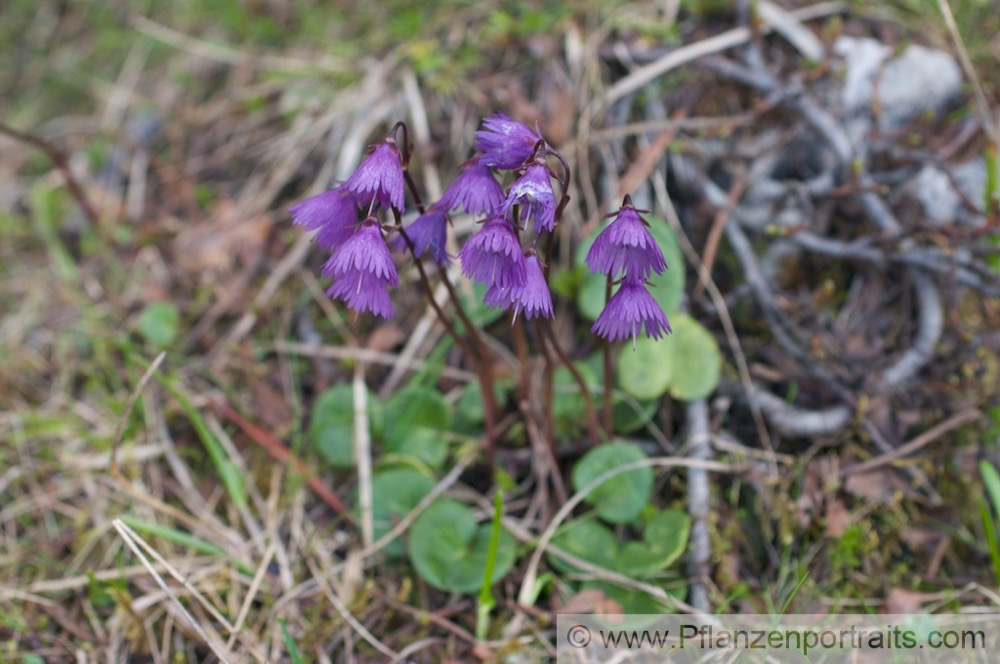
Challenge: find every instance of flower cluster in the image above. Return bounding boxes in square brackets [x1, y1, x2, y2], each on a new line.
[456, 114, 556, 321]
[586, 197, 671, 345]
[289, 116, 671, 347]
[290, 133, 406, 317]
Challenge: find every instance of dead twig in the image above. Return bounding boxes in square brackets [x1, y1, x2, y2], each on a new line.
[842, 409, 981, 477]
[211, 400, 354, 522]
[0, 120, 100, 226]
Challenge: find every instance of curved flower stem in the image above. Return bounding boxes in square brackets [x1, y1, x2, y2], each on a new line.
[602, 278, 614, 435]
[511, 319, 532, 402]
[396, 158, 501, 468]
[392, 211, 499, 469]
[543, 321, 603, 447]
[400, 163, 500, 382]
[535, 322, 557, 452]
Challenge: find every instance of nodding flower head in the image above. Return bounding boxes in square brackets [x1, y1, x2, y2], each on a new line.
[325, 270, 394, 318]
[502, 163, 556, 233]
[438, 159, 505, 216]
[289, 187, 359, 250]
[322, 221, 399, 318]
[394, 206, 450, 267]
[592, 276, 671, 346]
[483, 253, 553, 321]
[343, 138, 406, 212]
[458, 216, 526, 289]
[475, 113, 541, 170]
[586, 202, 666, 280]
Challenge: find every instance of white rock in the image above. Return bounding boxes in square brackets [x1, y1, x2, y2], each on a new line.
[878, 44, 963, 130]
[834, 36, 891, 114]
[911, 159, 987, 227]
[834, 37, 964, 130]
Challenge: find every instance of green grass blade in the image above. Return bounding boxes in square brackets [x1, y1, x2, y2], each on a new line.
[980, 460, 1000, 521]
[30, 184, 78, 281]
[476, 490, 504, 641]
[155, 372, 247, 510]
[119, 515, 226, 557]
[978, 498, 1000, 586]
[280, 619, 306, 664]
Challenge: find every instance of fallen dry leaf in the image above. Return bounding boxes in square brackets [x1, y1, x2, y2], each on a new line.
[555, 588, 612, 615]
[883, 587, 932, 614]
[844, 470, 902, 504]
[824, 499, 851, 538]
[366, 324, 405, 354]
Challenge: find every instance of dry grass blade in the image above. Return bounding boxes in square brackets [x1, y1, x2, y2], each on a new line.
[307, 557, 399, 660]
[935, 0, 999, 146]
[111, 352, 166, 477]
[353, 363, 374, 548]
[111, 519, 237, 664]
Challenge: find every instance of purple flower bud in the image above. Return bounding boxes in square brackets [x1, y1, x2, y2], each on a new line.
[586, 206, 666, 280]
[438, 160, 505, 215]
[458, 216, 526, 289]
[394, 206, 451, 267]
[483, 253, 553, 321]
[475, 113, 541, 170]
[502, 163, 556, 233]
[323, 222, 399, 287]
[592, 277, 671, 346]
[289, 187, 358, 250]
[343, 140, 406, 212]
[326, 270, 394, 318]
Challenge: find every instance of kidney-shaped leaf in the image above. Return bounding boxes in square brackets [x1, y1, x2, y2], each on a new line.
[616, 315, 722, 402]
[616, 336, 673, 400]
[309, 385, 360, 468]
[617, 509, 692, 577]
[381, 387, 451, 468]
[369, 468, 435, 557]
[664, 315, 721, 401]
[548, 519, 618, 575]
[572, 442, 652, 524]
[407, 499, 516, 593]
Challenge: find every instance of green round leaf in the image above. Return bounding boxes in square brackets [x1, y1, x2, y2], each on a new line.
[553, 362, 599, 436]
[369, 468, 434, 557]
[381, 387, 451, 468]
[547, 519, 618, 574]
[664, 315, 721, 401]
[646, 220, 685, 318]
[309, 385, 360, 467]
[138, 302, 179, 346]
[612, 396, 657, 434]
[576, 216, 684, 321]
[572, 442, 653, 524]
[617, 336, 673, 400]
[407, 499, 516, 593]
[617, 509, 692, 576]
[616, 315, 722, 402]
[577, 269, 609, 321]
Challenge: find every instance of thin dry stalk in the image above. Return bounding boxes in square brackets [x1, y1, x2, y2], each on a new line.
[111, 519, 237, 664]
[353, 364, 374, 548]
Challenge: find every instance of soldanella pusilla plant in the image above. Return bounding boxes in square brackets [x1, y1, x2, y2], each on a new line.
[290, 114, 673, 461]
